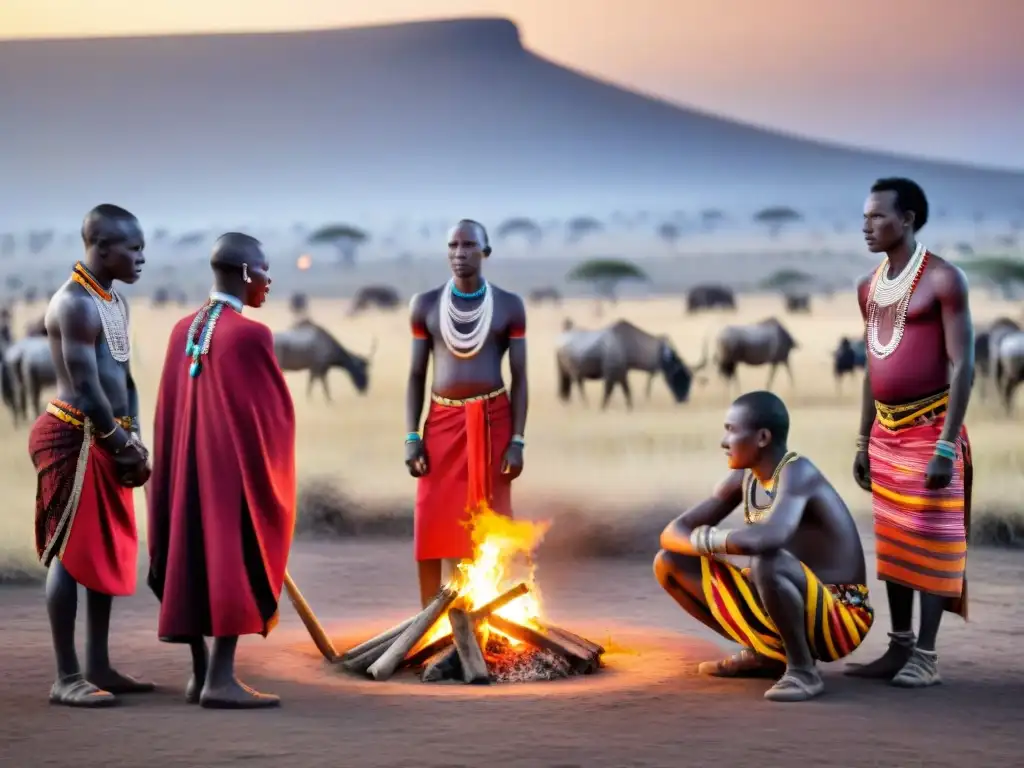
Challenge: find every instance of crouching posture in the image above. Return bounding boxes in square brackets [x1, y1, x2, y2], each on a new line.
[654, 391, 874, 702]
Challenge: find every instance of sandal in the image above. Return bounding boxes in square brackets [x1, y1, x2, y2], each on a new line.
[49, 673, 117, 708]
[890, 648, 941, 688]
[763, 669, 825, 702]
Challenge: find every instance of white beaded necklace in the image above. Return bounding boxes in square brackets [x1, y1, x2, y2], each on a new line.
[867, 242, 928, 360]
[439, 278, 493, 359]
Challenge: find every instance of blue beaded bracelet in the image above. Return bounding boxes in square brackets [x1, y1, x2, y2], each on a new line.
[510, 435, 525, 447]
[934, 440, 956, 459]
[406, 432, 421, 443]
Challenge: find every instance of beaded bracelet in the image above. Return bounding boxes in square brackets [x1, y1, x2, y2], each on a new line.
[510, 434, 525, 447]
[406, 432, 421, 443]
[855, 435, 870, 452]
[934, 440, 957, 460]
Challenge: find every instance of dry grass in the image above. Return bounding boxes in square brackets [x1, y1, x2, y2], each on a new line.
[2, 291, 1023, 580]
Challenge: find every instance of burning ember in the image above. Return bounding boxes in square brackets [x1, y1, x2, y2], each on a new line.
[338, 508, 604, 684]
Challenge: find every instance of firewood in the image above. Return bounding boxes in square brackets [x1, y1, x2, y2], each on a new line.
[368, 587, 458, 681]
[537, 622, 605, 657]
[401, 634, 454, 669]
[340, 638, 394, 675]
[421, 645, 461, 682]
[449, 608, 490, 685]
[487, 615, 597, 673]
[339, 615, 417, 662]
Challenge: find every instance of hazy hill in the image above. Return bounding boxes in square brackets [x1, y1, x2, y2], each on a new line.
[2, 17, 1023, 229]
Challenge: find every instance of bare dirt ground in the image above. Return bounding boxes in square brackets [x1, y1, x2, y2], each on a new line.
[1, 538, 1022, 768]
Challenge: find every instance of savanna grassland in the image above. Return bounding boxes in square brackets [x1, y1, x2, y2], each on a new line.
[1, 292, 1022, 579]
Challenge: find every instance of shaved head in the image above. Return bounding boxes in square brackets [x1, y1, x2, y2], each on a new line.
[81, 204, 139, 248]
[210, 232, 265, 271]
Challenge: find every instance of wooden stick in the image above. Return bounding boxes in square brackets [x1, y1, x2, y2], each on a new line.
[401, 634, 454, 669]
[487, 615, 596, 672]
[340, 637, 393, 675]
[537, 622, 605, 657]
[368, 587, 458, 681]
[283, 571, 338, 663]
[421, 645, 461, 682]
[339, 615, 417, 662]
[449, 608, 490, 685]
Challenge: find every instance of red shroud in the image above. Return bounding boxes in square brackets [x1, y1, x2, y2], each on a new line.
[414, 392, 513, 561]
[29, 405, 137, 596]
[146, 308, 296, 640]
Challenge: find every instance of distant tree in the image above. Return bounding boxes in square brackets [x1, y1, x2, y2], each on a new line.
[496, 217, 543, 246]
[5, 274, 22, 291]
[700, 209, 726, 231]
[28, 229, 54, 255]
[657, 222, 682, 248]
[175, 231, 205, 249]
[761, 268, 814, 291]
[566, 216, 603, 243]
[153, 228, 169, 241]
[0, 233, 14, 258]
[566, 257, 648, 305]
[308, 224, 369, 268]
[754, 206, 803, 238]
[961, 257, 1024, 294]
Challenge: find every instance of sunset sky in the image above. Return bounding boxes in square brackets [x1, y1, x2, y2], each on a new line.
[2, 0, 1022, 168]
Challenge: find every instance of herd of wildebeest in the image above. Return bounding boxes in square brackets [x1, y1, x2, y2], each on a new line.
[1, 281, 1022, 426]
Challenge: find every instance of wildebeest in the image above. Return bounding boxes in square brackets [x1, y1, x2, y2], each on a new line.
[273, 319, 377, 400]
[975, 317, 1020, 400]
[555, 319, 708, 409]
[2, 335, 55, 426]
[528, 287, 562, 306]
[833, 336, 866, 392]
[993, 330, 1024, 413]
[784, 293, 811, 313]
[686, 284, 736, 313]
[349, 285, 401, 315]
[714, 318, 798, 391]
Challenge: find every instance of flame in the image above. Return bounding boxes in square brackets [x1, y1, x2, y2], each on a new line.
[420, 506, 551, 648]
[296, 254, 312, 270]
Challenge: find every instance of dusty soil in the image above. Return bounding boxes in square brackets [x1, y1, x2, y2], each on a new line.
[1, 539, 1022, 768]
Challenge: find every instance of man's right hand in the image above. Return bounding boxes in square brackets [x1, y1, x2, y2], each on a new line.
[852, 451, 872, 492]
[405, 439, 428, 478]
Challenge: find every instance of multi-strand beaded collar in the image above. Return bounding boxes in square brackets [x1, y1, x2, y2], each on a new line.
[184, 291, 243, 378]
[70, 262, 131, 363]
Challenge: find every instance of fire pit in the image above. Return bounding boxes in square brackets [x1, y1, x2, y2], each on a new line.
[336, 510, 605, 685]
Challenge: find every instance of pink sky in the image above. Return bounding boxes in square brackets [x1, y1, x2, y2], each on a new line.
[3, 0, 1021, 168]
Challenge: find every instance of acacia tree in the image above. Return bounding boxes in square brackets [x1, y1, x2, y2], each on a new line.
[567, 257, 648, 314]
[496, 217, 543, 247]
[700, 209, 725, 232]
[566, 216, 604, 243]
[961, 257, 1024, 299]
[754, 206, 803, 238]
[308, 224, 370, 268]
[657, 222, 682, 249]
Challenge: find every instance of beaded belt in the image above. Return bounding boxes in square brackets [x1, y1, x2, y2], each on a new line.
[46, 399, 134, 431]
[430, 387, 506, 407]
[874, 390, 949, 431]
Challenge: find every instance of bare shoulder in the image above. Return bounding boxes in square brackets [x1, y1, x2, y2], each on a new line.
[712, 468, 745, 499]
[779, 455, 821, 495]
[50, 281, 100, 337]
[926, 253, 969, 299]
[409, 286, 442, 316]
[855, 269, 876, 306]
[491, 283, 524, 305]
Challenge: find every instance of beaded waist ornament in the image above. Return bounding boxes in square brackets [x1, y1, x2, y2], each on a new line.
[185, 292, 242, 378]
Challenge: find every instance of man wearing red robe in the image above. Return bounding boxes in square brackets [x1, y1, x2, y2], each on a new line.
[405, 220, 529, 607]
[147, 232, 296, 709]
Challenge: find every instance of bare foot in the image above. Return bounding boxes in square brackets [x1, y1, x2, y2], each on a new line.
[50, 674, 117, 708]
[86, 668, 156, 694]
[199, 678, 280, 709]
[697, 649, 785, 678]
[844, 632, 915, 680]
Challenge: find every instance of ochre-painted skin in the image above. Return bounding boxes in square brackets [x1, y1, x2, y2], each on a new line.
[405, 221, 528, 606]
[850, 187, 975, 679]
[42, 210, 153, 706]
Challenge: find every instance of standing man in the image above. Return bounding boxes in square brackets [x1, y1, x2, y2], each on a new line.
[846, 178, 974, 688]
[405, 220, 528, 607]
[30, 204, 153, 707]
[147, 233, 296, 709]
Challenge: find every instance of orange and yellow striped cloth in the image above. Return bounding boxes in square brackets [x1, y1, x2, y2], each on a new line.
[699, 557, 874, 664]
[869, 390, 971, 618]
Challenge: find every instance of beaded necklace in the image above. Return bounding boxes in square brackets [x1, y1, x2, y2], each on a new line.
[440, 278, 493, 359]
[743, 451, 799, 524]
[866, 243, 929, 360]
[184, 292, 243, 378]
[70, 262, 131, 363]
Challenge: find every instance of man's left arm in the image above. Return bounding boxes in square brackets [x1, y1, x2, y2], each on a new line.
[504, 294, 528, 477]
[936, 263, 974, 445]
[694, 463, 810, 557]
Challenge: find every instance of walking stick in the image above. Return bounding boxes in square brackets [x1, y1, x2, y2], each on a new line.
[283, 571, 339, 663]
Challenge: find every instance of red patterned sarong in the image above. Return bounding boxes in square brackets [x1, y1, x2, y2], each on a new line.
[414, 388, 513, 561]
[869, 390, 970, 618]
[29, 400, 137, 596]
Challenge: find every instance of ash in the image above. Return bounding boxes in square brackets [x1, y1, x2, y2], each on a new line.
[484, 636, 575, 683]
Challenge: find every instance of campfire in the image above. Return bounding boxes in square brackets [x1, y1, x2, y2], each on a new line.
[338, 509, 604, 684]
